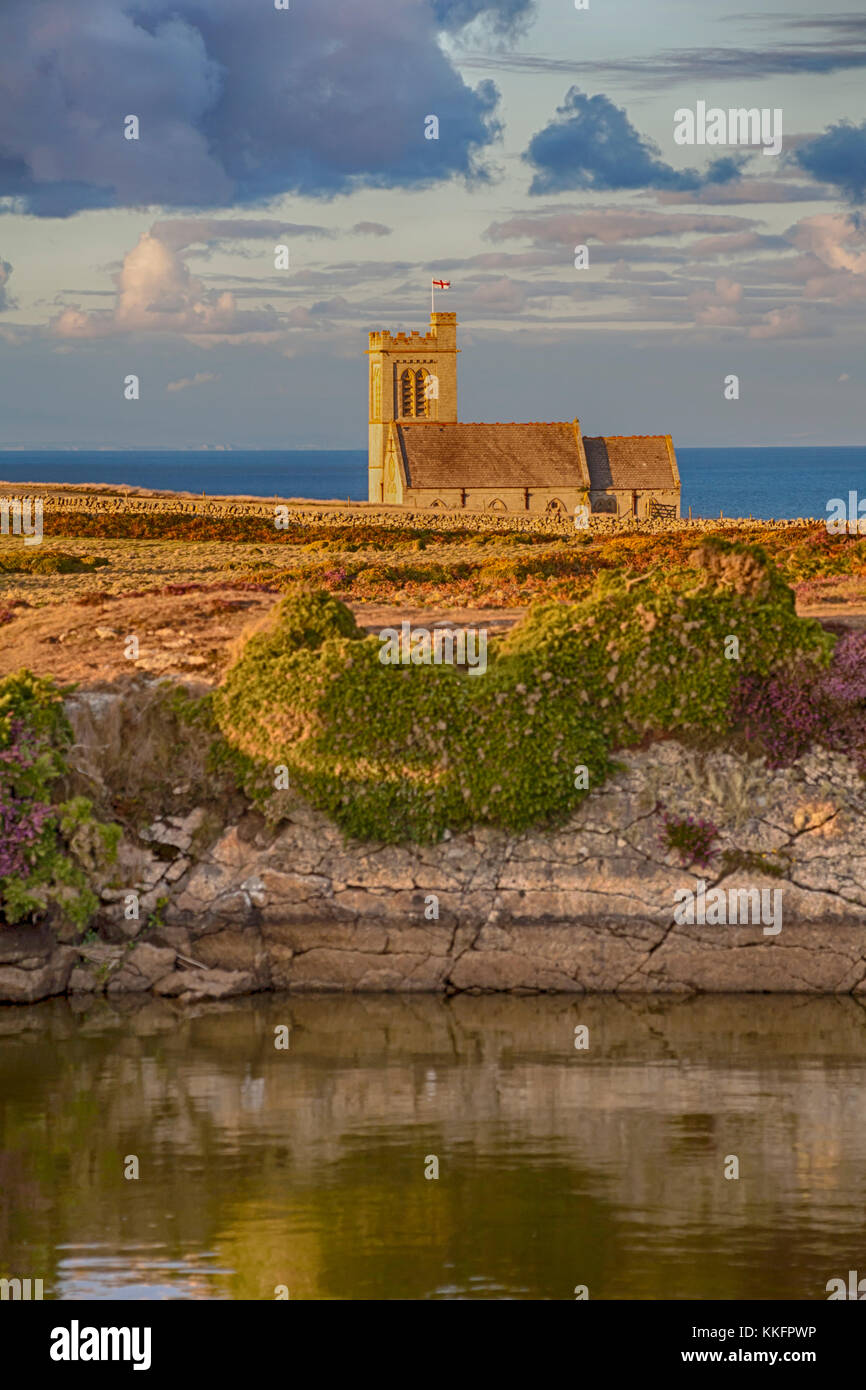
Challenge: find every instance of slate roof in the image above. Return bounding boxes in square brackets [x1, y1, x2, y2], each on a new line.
[583, 435, 677, 490]
[396, 423, 677, 492]
[397, 423, 588, 489]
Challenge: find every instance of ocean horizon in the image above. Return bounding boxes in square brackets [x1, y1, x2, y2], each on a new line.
[0, 446, 863, 522]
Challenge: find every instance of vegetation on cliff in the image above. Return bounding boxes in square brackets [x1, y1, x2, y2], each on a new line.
[0, 671, 120, 927]
[214, 541, 836, 843]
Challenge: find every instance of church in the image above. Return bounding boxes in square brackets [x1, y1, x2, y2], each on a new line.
[367, 312, 680, 520]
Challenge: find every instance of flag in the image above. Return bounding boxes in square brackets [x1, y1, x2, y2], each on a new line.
[432, 279, 450, 289]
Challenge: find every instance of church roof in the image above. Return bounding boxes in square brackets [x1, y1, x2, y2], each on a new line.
[583, 435, 677, 491]
[397, 422, 589, 489]
[395, 423, 678, 492]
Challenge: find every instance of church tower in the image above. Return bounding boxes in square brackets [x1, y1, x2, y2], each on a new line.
[367, 311, 459, 503]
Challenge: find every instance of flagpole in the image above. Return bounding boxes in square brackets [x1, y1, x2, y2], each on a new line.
[431, 277, 434, 317]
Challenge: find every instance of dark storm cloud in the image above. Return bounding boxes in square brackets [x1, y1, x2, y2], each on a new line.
[795, 122, 866, 204]
[524, 90, 743, 196]
[0, 0, 507, 217]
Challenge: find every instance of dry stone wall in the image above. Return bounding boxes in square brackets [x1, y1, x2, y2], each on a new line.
[0, 482, 820, 539]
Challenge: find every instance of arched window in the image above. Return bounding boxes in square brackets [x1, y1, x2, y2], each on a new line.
[399, 367, 435, 419]
[487, 498, 507, 511]
[400, 369, 415, 417]
[591, 494, 617, 514]
[546, 498, 567, 515]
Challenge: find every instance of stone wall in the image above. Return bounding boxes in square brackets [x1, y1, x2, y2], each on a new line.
[2, 692, 865, 1003]
[0, 481, 819, 538]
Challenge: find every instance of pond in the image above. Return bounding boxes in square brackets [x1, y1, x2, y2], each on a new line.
[1, 992, 864, 1300]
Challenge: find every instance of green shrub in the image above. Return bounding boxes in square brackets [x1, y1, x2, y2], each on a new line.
[213, 546, 832, 845]
[0, 550, 109, 575]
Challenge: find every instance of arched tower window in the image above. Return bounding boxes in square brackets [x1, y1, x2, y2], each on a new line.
[415, 370, 431, 418]
[400, 369, 415, 417]
[370, 364, 381, 421]
[399, 367, 435, 418]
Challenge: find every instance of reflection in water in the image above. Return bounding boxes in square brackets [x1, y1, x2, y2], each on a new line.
[1, 992, 865, 1301]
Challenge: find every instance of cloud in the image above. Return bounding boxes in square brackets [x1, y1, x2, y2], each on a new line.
[149, 219, 331, 252]
[687, 231, 787, 259]
[795, 122, 866, 204]
[788, 215, 866, 276]
[657, 178, 833, 206]
[466, 276, 527, 313]
[0, 257, 13, 311]
[486, 208, 756, 246]
[748, 305, 807, 339]
[50, 231, 281, 339]
[459, 16, 866, 84]
[351, 222, 393, 238]
[166, 372, 217, 393]
[0, 0, 506, 216]
[431, 0, 535, 36]
[781, 213, 866, 304]
[689, 276, 743, 326]
[524, 89, 743, 196]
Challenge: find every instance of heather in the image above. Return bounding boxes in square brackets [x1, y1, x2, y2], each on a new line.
[12, 513, 866, 615]
[660, 813, 719, 868]
[734, 631, 866, 770]
[0, 670, 120, 928]
[214, 541, 832, 843]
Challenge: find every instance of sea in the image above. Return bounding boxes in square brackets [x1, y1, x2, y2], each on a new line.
[0, 446, 864, 521]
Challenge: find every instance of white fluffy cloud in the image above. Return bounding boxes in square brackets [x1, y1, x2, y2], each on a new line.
[51, 231, 281, 340]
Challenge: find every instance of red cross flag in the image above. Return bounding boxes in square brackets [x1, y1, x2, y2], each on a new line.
[431, 277, 451, 311]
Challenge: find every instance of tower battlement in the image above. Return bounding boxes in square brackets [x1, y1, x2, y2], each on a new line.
[368, 313, 458, 352]
[368, 329, 438, 350]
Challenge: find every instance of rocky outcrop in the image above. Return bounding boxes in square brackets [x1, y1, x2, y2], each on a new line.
[4, 720, 866, 1002]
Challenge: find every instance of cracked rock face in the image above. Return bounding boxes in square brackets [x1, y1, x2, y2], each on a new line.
[5, 740, 866, 1002]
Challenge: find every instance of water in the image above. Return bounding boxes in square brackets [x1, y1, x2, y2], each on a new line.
[1, 993, 864, 1301]
[0, 446, 863, 520]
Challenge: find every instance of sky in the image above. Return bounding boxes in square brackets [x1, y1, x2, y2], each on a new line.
[0, 0, 865, 449]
